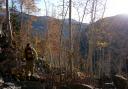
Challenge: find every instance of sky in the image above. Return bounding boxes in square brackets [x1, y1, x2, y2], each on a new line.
[105, 0, 128, 17]
[37, 0, 128, 22]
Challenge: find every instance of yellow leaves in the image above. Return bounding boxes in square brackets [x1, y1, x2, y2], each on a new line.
[96, 40, 108, 48]
[95, 28, 100, 32]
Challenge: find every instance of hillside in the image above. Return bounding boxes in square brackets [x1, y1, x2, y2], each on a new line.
[95, 14, 128, 58]
[0, 11, 127, 74]
[0, 11, 88, 64]
[91, 15, 128, 75]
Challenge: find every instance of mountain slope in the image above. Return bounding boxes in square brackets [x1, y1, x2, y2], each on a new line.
[92, 15, 128, 74]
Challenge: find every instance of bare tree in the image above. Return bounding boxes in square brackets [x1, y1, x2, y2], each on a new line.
[5, 0, 13, 44]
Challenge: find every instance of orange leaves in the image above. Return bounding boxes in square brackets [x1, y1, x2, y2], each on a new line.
[47, 18, 61, 56]
[18, 0, 38, 13]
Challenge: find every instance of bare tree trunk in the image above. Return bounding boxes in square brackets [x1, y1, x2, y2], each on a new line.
[69, 0, 73, 78]
[43, 0, 53, 69]
[6, 0, 13, 45]
[75, 0, 90, 71]
[59, 0, 65, 83]
[44, 0, 48, 16]
[86, 0, 98, 76]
